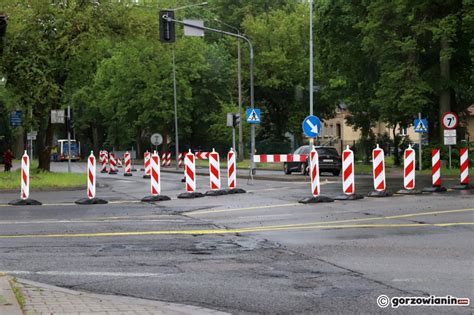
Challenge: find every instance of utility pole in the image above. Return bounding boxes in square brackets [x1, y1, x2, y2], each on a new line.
[172, 48, 179, 170]
[67, 105, 71, 173]
[309, 0, 314, 151]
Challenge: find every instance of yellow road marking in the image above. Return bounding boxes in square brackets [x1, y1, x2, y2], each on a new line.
[0, 222, 471, 239]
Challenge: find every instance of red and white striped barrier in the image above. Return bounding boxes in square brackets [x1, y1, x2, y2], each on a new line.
[117, 157, 123, 168]
[99, 151, 108, 173]
[309, 148, 320, 197]
[372, 144, 385, 191]
[109, 153, 117, 174]
[342, 146, 355, 195]
[185, 151, 196, 193]
[151, 151, 161, 196]
[124, 151, 132, 176]
[87, 152, 96, 199]
[460, 148, 469, 185]
[143, 151, 151, 178]
[208, 149, 221, 191]
[178, 153, 183, 168]
[227, 149, 237, 189]
[403, 145, 415, 190]
[432, 149, 441, 187]
[21, 151, 29, 200]
[161, 153, 166, 166]
[196, 152, 210, 160]
[253, 154, 307, 163]
[166, 152, 171, 167]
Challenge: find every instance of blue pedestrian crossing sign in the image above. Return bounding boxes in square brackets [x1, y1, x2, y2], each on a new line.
[246, 108, 261, 124]
[414, 118, 428, 133]
[302, 115, 321, 138]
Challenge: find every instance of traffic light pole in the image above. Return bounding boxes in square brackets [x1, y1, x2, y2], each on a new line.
[165, 17, 256, 173]
[172, 48, 180, 170]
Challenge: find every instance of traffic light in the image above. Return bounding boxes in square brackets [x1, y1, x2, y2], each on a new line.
[233, 114, 240, 127]
[159, 10, 175, 43]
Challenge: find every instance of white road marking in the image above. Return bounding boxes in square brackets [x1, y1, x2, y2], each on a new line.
[3, 270, 170, 277]
[0, 219, 186, 225]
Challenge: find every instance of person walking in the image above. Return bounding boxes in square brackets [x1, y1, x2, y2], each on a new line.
[3, 149, 13, 172]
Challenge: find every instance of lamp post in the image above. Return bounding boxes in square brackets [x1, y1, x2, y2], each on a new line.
[167, 2, 208, 170]
[214, 19, 243, 161]
[309, 0, 314, 151]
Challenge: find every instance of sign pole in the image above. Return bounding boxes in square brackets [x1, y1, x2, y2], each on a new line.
[232, 127, 236, 152]
[449, 145, 452, 169]
[67, 106, 71, 173]
[418, 112, 422, 171]
[309, 0, 314, 152]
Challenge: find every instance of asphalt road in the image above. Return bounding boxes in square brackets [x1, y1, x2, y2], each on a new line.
[0, 163, 473, 313]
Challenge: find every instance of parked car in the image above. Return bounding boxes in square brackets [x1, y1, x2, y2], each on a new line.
[283, 145, 341, 176]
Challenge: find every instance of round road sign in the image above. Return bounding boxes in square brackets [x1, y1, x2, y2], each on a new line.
[441, 112, 458, 129]
[150, 133, 163, 146]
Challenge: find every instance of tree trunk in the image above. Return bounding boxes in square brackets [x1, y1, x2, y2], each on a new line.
[92, 126, 99, 155]
[392, 124, 401, 166]
[38, 120, 53, 171]
[439, 36, 451, 142]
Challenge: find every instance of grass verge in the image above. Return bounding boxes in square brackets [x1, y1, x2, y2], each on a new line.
[0, 169, 85, 190]
[8, 278, 25, 309]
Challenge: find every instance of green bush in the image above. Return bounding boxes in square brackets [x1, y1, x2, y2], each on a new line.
[421, 141, 472, 170]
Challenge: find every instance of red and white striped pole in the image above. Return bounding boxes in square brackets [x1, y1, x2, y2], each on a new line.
[87, 152, 96, 199]
[227, 148, 237, 189]
[342, 146, 355, 195]
[109, 153, 117, 174]
[161, 153, 166, 167]
[151, 151, 161, 196]
[423, 148, 447, 192]
[100, 150, 108, 173]
[460, 148, 469, 186]
[166, 152, 171, 167]
[368, 144, 392, 197]
[124, 151, 132, 176]
[404, 145, 415, 190]
[310, 147, 320, 197]
[143, 151, 151, 178]
[208, 149, 221, 191]
[178, 153, 183, 168]
[21, 151, 29, 200]
[185, 150, 196, 193]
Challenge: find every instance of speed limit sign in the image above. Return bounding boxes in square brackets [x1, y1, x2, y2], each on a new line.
[441, 112, 458, 129]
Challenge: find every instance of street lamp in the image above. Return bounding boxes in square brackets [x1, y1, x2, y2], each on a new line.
[166, 2, 208, 170]
[213, 19, 244, 161]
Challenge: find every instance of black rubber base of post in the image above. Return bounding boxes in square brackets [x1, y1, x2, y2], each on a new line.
[140, 168, 145, 171]
[367, 190, 393, 197]
[181, 177, 186, 183]
[100, 170, 108, 174]
[124, 173, 132, 177]
[396, 189, 423, 195]
[333, 194, 364, 201]
[8, 198, 42, 206]
[224, 188, 247, 194]
[141, 195, 171, 202]
[177, 192, 205, 199]
[143, 175, 151, 179]
[299, 196, 334, 204]
[205, 189, 229, 196]
[131, 168, 137, 172]
[452, 184, 474, 190]
[422, 186, 447, 193]
[75, 197, 108, 205]
[108, 171, 118, 175]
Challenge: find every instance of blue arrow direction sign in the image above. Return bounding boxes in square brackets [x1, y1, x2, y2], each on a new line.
[302, 115, 321, 138]
[246, 108, 261, 124]
[10, 111, 22, 127]
[414, 118, 428, 133]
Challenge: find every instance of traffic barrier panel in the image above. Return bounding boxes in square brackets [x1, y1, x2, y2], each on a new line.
[178, 150, 204, 199]
[9, 151, 42, 206]
[76, 152, 108, 204]
[100, 150, 108, 173]
[397, 145, 421, 194]
[117, 157, 123, 168]
[253, 154, 307, 163]
[368, 144, 392, 197]
[422, 148, 447, 192]
[299, 147, 334, 204]
[143, 151, 151, 179]
[109, 153, 118, 174]
[196, 152, 210, 160]
[178, 153, 183, 168]
[205, 149, 229, 196]
[453, 147, 473, 190]
[124, 151, 132, 176]
[161, 153, 166, 166]
[142, 151, 170, 202]
[166, 152, 171, 167]
[334, 146, 363, 200]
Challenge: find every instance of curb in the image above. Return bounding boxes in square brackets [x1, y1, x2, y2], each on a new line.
[0, 274, 23, 315]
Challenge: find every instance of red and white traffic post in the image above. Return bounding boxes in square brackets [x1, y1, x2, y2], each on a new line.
[166, 152, 171, 167]
[205, 149, 228, 196]
[397, 145, 421, 194]
[100, 150, 108, 173]
[368, 144, 392, 197]
[75, 152, 107, 204]
[178, 150, 204, 198]
[9, 151, 42, 205]
[123, 151, 132, 176]
[334, 146, 363, 200]
[178, 153, 183, 168]
[161, 153, 166, 167]
[141, 151, 170, 202]
[299, 147, 333, 203]
[453, 148, 473, 190]
[422, 148, 447, 192]
[225, 148, 246, 194]
[108, 153, 117, 174]
[143, 151, 151, 179]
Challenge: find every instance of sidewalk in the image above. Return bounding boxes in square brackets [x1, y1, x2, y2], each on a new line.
[1, 275, 227, 315]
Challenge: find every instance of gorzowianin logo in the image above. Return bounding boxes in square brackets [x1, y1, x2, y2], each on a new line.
[377, 295, 470, 308]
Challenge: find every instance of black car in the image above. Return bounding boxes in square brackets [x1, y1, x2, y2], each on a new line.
[283, 145, 341, 176]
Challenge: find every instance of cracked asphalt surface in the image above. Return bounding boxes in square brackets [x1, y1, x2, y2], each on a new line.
[0, 162, 473, 313]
